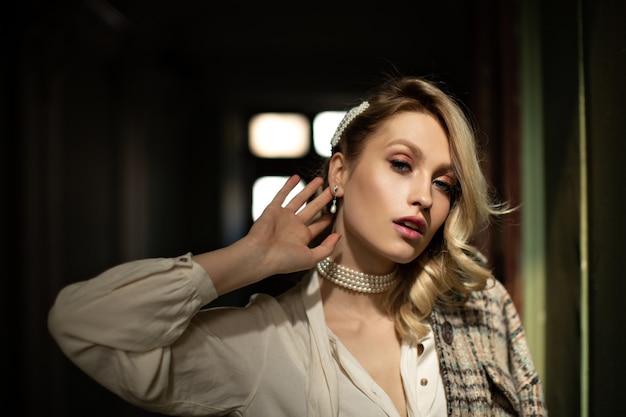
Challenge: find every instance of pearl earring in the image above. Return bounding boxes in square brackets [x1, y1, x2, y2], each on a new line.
[330, 185, 339, 214]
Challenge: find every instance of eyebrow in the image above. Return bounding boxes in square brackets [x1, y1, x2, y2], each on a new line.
[387, 138, 455, 174]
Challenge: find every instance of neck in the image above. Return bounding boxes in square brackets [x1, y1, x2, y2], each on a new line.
[316, 257, 398, 294]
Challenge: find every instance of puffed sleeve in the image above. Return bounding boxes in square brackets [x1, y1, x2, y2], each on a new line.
[47, 253, 265, 416]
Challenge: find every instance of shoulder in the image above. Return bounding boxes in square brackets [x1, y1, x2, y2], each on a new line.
[465, 279, 521, 328]
[244, 275, 313, 334]
[433, 279, 520, 332]
[467, 278, 512, 310]
[190, 280, 311, 359]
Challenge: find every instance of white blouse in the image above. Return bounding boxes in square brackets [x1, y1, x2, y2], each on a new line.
[329, 326, 447, 417]
[48, 254, 448, 416]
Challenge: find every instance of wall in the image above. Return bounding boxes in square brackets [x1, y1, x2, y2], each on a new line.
[5, 1, 597, 416]
[526, 0, 626, 415]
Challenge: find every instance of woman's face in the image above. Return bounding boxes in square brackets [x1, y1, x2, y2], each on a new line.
[330, 111, 455, 273]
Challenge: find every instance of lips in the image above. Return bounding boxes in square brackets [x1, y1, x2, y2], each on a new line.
[396, 221, 421, 233]
[392, 217, 427, 241]
[393, 217, 426, 235]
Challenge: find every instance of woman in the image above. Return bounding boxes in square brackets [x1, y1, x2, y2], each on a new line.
[48, 76, 547, 416]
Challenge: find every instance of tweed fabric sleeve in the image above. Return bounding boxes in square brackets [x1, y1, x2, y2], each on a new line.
[431, 280, 547, 416]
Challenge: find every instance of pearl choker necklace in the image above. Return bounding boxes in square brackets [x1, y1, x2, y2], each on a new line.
[316, 257, 399, 293]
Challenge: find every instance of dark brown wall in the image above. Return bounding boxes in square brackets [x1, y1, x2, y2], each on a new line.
[542, 1, 582, 414]
[541, 0, 626, 415]
[584, 0, 626, 414]
[4, 2, 484, 416]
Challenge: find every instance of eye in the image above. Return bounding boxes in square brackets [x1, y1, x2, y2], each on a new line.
[432, 177, 454, 194]
[390, 159, 411, 174]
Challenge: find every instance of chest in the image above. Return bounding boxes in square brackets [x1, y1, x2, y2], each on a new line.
[327, 318, 407, 416]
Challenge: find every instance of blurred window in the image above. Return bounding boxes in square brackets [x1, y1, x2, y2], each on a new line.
[248, 110, 344, 220]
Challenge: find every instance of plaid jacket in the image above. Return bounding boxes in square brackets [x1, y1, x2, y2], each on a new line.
[431, 279, 547, 416]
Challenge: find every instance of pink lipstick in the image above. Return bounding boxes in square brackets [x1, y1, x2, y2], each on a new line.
[393, 216, 426, 240]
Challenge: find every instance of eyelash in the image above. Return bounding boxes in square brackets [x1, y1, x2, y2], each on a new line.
[390, 159, 411, 173]
[390, 159, 455, 195]
[433, 179, 454, 194]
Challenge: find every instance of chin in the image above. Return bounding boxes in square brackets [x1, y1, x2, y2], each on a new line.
[387, 250, 423, 266]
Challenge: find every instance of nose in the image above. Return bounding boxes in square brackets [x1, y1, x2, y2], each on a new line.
[410, 176, 433, 208]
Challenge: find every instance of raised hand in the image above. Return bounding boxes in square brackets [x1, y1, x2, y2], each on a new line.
[245, 175, 341, 276]
[193, 175, 341, 295]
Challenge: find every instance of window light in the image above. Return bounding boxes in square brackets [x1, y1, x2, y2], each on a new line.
[249, 113, 310, 158]
[313, 111, 347, 157]
[252, 176, 306, 221]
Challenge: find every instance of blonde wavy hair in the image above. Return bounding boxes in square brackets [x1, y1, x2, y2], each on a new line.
[321, 76, 510, 341]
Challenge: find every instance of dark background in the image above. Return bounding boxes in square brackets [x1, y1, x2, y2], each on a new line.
[3, 0, 625, 416]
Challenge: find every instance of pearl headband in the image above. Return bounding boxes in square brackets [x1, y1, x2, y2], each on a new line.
[330, 101, 369, 149]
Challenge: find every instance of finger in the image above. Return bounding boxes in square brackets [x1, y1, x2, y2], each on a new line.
[284, 177, 324, 212]
[270, 175, 302, 206]
[307, 214, 333, 237]
[309, 233, 342, 262]
[297, 185, 333, 221]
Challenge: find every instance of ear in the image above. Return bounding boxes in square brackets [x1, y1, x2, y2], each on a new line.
[328, 152, 347, 196]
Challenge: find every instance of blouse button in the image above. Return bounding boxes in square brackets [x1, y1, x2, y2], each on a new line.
[442, 321, 453, 345]
[420, 378, 428, 386]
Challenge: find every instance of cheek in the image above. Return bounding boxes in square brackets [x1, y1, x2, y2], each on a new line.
[349, 167, 395, 203]
[431, 197, 452, 229]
